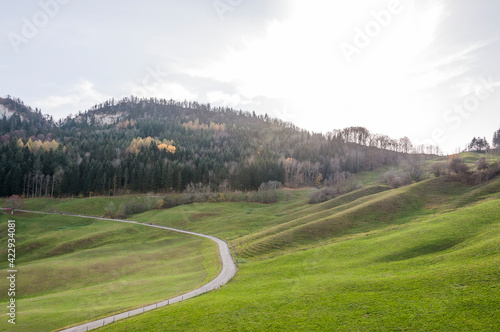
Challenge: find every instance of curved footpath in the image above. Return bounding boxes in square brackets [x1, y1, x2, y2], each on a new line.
[7, 209, 238, 332]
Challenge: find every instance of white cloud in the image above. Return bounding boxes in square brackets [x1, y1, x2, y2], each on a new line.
[35, 95, 80, 109]
[185, 0, 449, 139]
[30, 0, 455, 150]
[4, 0, 498, 155]
[33, 80, 110, 119]
[415, 42, 490, 74]
[409, 41, 492, 93]
[205, 91, 251, 108]
[126, 80, 198, 102]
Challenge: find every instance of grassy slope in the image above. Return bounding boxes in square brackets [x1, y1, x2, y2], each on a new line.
[0, 213, 220, 332]
[18, 195, 164, 217]
[96, 176, 500, 331]
[129, 190, 313, 241]
[1, 151, 498, 331]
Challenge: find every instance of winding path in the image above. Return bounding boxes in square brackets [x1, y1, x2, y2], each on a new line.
[7, 209, 237, 332]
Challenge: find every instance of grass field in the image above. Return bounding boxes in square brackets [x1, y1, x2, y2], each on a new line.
[95, 174, 500, 331]
[1, 152, 499, 331]
[0, 212, 220, 332]
[18, 195, 164, 217]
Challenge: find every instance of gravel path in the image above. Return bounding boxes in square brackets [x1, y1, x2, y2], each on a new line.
[7, 209, 237, 332]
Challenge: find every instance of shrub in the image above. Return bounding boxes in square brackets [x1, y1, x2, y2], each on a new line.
[162, 196, 179, 209]
[476, 157, 488, 171]
[309, 188, 336, 204]
[104, 201, 116, 218]
[402, 156, 426, 182]
[379, 169, 411, 188]
[449, 157, 470, 175]
[155, 198, 164, 209]
[260, 191, 278, 204]
[258, 181, 282, 192]
[143, 195, 159, 210]
[446, 159, 500, 185]
[124, 201, 147, 216]
[481, 162, 500, 181]
[380, 157, 428, 188]
[470, 170, 490, 185]
[309, 176, 362, 204]
[4, 195, 25, 210]
[430, 162, 447, 177]
[184, 182, 211, 194]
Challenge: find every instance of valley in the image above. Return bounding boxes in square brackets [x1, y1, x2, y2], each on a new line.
[1, 153, 499, 331]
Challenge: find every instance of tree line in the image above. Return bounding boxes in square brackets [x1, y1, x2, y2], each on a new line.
[0, 96, 468, 198]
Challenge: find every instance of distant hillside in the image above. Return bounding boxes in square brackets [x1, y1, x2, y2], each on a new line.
[0, 96, 54, 135]
[1, 96, 431, 197]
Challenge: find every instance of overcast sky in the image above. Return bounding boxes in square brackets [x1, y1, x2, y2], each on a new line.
[1, 0, 500, 153]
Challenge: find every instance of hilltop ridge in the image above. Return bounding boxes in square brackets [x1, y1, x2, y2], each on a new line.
[1, 95, 432, 197]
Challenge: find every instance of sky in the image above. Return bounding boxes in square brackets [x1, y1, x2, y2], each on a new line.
[1, 0, 500, 154]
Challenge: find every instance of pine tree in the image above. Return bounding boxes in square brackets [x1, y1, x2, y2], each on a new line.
[176, 170, 183, 193]
[163, 164, 172, 192]
[494, 128, 500, 148]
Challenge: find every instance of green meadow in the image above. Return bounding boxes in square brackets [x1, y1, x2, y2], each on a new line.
[1, 153, 499, 331]
[0, 213, 220, 332]
[18, 195, 165, 217]
[97, 175, 500, 331]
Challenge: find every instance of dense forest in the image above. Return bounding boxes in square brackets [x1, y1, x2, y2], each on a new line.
[1, 95, 442, 197]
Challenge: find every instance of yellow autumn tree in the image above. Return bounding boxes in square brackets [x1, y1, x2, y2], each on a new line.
[20, 138, 59, 152]
[315, 173, 323, 187]
[116, 119, 137, 129]
[42, 139, 59, 152]
[182, 118, 226, 132]
[127, 137, 175, 154]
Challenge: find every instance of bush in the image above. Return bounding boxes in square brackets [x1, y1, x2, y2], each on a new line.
[162, 196, 179, 209]
[470, 170, 490, 185]
[379, 169, 412, 188]
[470, 161, 500, 184]
[225, 191, 245, 202]
[402, 156, 426, 182]
[430, 162, 447, 177]
[124, 201, 147, 216]
[309, 175, 362, 204]
[309, 188, 336, 204]
[258, 181, 282, 192]
[104, 201, 116, 218]
[4, 195, 25, 209]
[258, 191, 279, 204]
[143, 195, 159, 210]
[444, 158, 500, 185]
[449, 157, 470, 175]
[380, 157, 428, 188]
[184, 182, 211, 194]
[477, 157, 488, 171]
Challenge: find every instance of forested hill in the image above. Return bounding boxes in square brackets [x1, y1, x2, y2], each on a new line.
[0, 96, 432, 197]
